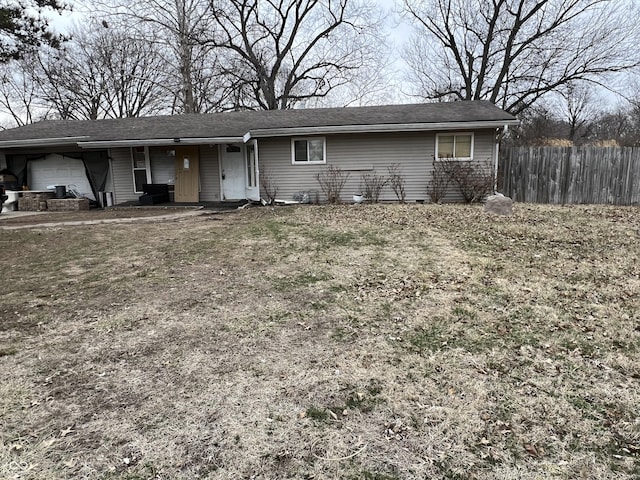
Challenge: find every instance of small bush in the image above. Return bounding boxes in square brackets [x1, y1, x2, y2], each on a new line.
[444, 159, 494, 203]
[260, 168, 278, 204]
[317, 165, 350, 203]
[387, 164, 406, 203]
[360, 173, 388, 203]
[427, 158, 451, 203]
[429, 158, 493, 203]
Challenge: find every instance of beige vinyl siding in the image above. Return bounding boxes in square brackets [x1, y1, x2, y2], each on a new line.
[472, 129, 495, 163]
[110, 144, 221, 203]
[107, 129, 495, 204]
[109, 147, 137, 204]
[199, 144, 221, 201]
[258, 129, 497, 203]
[439, 130, 496, 203]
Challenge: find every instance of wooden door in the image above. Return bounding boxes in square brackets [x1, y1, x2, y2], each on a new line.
[174, 146, 200, 202]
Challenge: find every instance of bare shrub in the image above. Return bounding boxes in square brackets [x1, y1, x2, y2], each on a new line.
[260, 168, 278, 204]
[387, 164, 406, 203]
[360, 173, 388, 203]
[427, 158, 451, 203]
[530, 137, 574, 147]
[441, 159, 494, 203]
[316, 165, 350, 204]
[590, 139, 619, 147]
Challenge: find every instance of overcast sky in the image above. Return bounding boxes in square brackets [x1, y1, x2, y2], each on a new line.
[47, 0, 415, 101]
[37, 0, 633, 110]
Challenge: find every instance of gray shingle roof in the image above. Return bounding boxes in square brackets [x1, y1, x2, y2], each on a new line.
[0, 101, 517, 144]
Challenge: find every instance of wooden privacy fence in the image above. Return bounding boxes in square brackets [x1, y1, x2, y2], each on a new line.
[500, 146, 640, 205]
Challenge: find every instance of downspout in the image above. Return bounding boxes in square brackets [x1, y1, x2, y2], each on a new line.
[494, 125, 509, 193]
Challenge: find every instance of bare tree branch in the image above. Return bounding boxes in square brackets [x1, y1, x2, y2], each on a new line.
[403, 0, 639, 114]
[89, 0, 230, 113]
[202, 0, 387, 110]
[37, 22, 170, 120]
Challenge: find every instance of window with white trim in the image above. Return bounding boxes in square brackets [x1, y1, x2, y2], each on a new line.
[436, 133, 474, 160]
[292, 137, 326, 164]
[246, 142, 257, 187]
[131, 146, 150, 193]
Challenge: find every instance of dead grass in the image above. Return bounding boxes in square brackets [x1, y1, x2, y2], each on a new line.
[1, 204, 639, 479]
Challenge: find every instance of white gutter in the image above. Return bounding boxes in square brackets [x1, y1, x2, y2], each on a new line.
[245, 120, 520, 140]
[77, 137, 244, 148]
[0, 136, 90, 148]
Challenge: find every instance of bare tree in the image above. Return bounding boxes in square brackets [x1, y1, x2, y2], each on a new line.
[204, 0, 385, 110]
[306, 56, 397, 108]
[554, 82, 600, 144]
[38, 46, 106, 120]
[38, 22, 169, 120]
[403, 0, 639, 114]
[0, 55, 52, 126]
[589, 104, 640, 146]
[90, 0, 231, 113]
[507, 104, 565, 145]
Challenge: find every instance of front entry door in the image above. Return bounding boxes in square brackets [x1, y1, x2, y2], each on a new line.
[174, 146, 199, 202]
[221, 144, 245, 200]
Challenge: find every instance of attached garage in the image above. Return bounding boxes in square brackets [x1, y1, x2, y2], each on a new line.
[28, 154, 95, 200]
[5, 151, 110, 202]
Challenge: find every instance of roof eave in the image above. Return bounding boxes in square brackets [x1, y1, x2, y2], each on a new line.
[245, 120, 520, 140]
[0, 136, 90, 149]
[77, 137, 244, 148]
[0, 118, 520, 149]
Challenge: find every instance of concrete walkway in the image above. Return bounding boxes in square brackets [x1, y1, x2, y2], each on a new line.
[0, 208, 211, 230]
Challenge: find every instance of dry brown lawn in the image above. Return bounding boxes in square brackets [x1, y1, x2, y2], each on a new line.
[1, 204, 639, 479]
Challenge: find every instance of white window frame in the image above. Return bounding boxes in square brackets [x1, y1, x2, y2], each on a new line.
[291, 137, 326, 165]
[246, 140, 258, 188]
[435, 132, 474, 161]
[131, 146, 151, 193]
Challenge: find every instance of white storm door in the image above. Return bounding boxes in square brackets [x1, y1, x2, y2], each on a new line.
[221, 144, 245, 200]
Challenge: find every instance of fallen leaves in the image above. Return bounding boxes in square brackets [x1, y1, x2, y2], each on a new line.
[2, 204, 639, 479]
[524, 443, 544, 458]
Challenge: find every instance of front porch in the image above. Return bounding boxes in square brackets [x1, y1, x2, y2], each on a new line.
[112, 141, 260, 207]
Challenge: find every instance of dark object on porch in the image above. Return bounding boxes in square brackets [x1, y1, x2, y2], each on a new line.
[55, 185, 67, 199]
[0, 169, 19, 191]
[0, 185, 7, 213]
[139, 184, 170, 205]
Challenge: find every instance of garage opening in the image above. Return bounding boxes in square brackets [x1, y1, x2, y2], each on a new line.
[29, 154, 95, 199]
[6, 151, 110, 202]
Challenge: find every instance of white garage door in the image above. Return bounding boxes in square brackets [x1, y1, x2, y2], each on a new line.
[29, 154, 95, 200]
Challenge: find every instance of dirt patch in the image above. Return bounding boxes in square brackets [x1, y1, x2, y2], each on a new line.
[1, 204, 639, 479]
